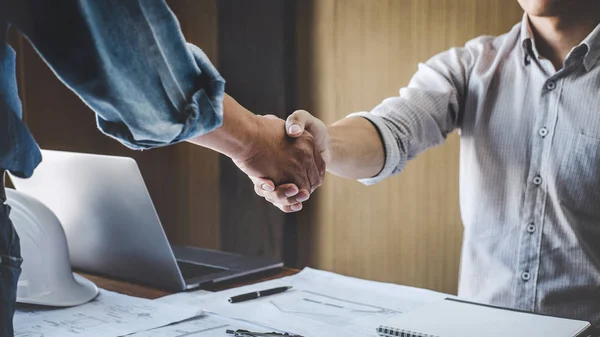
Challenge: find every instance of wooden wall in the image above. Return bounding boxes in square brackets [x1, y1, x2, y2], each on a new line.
[295, 0, 524, 294]
[9, 0, 221, 250]
[217, 0, 300, 262]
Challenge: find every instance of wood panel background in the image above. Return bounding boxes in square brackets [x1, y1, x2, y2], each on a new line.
[8, 0, 221, 250]
[217, 0, 299, 262]
[295, 0, 524, 294]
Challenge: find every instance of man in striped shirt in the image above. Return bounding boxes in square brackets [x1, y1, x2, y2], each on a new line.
[255, 0, 600, 326]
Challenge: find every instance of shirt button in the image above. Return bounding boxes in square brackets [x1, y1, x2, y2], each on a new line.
[546, 81, 556, 90]
[533, 176, 543, 185]
[527, 223, 536, 233]
[522, 271, 531, 281]
[538, 127, 548, 137]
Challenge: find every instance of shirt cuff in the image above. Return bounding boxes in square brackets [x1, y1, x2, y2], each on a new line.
[175, 44, 226, 143]
[347, 112, 404, 185]
[95, 45, 225, 150]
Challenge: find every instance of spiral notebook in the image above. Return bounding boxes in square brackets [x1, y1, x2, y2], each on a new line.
[376, 298, 594, 337]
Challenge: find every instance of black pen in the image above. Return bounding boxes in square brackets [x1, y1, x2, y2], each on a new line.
[226, 329, 304, 336]
[228, 286, 292, 303]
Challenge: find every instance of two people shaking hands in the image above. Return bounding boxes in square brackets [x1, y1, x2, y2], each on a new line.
[196, 94, 384, 214]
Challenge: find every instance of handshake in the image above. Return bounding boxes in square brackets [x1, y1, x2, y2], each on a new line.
[233, 110, 329, 213]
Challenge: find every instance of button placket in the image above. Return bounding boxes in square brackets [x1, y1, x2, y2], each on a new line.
[513, 74, 557, 310]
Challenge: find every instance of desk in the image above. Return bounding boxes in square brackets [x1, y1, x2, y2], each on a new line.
[79, 268, 298, 299]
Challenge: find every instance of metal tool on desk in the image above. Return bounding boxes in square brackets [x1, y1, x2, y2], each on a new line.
[226, 329, 304, 337]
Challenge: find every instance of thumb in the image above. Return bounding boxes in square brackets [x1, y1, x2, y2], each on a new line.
[287, 110, 329, 157]
[285, 110, 313, 138]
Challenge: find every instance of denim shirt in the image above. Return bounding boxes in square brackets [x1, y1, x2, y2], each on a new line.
[0, 0, 225, 178]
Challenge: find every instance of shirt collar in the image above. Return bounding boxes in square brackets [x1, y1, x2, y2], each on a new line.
[581, 22, 600, 70]
[520, 13, 600, 70]
[520, 13, 538, 64]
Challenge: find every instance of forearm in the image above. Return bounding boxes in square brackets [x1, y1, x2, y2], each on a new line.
[187, 94, 257, 160]
[327, 117, 385, 180]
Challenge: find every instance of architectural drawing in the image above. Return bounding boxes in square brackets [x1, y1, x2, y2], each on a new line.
[14, 333, 44, 337]
[13, 290, 198, 337]
[268, 290, 400, 327]
[131, 313, 270, 337]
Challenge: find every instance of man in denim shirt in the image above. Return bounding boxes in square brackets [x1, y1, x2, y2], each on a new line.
[0, 1, 325, 334]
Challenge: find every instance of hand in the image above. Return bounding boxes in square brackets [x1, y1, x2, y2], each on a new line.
[232, 114, 325, 194]
[251, 110, 330, 213]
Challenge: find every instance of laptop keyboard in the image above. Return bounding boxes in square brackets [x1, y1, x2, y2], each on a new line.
[177, 260, 227, 280]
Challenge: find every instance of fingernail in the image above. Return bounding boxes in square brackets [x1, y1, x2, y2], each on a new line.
[261, 184, 274, 192]
[288, 124, 302, 134]
[285, 188, 298, 197]
[296, 194, 309, 202]
[290, 204, 302, 211]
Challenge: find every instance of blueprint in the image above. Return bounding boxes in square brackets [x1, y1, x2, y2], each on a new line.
[158, 268, 452, 337]
[130, 313, 278, 337]
[14, 289, 202, 337]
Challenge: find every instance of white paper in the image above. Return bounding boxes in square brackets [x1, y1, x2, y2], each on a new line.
[173, 268, 452, 337]
[378, 299, 590, 337]
[154, 289, 211, 306]
[130, 313, 280, 337]
[14, 289, 202, 337]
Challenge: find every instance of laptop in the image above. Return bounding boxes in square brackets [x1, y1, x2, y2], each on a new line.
[10, 150, 283, 291]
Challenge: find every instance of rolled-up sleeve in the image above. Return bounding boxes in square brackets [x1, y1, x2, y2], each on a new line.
[349, 46, 475, 185]
[11, 0, 225, 149]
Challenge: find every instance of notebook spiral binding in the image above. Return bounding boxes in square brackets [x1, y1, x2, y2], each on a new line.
[376, 325, 439, 337]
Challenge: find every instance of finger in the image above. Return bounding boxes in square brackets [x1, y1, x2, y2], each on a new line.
[272, 183, 300, 200]
[276, 203, 303, 213]
[311, 144, 327, 191]
[286, 110, 313, 138]
[287, 132, 317, 192]
[295, 189, 311, 203]
[265, 188, 309, 206]
[251, 178, 274, 197]
[252, 177, 275, 192]
[263, 198, 303, 213]
[265, 184, 305, 205]
[262, 114, 280, 120]
[305, 152, 323, 192]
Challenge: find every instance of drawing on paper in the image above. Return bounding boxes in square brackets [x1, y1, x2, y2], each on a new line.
[130, 314, 256, 337]
[14, 333, 44, 337]
[104, 304, 156, 322]
[269, 290, 400, 326]
[14, 290, 199, 337]
[144, 323, 229, 337]
[43, 313, 109, 333]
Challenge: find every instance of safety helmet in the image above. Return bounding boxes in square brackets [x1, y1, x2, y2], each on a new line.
[5, 188, 99, 307]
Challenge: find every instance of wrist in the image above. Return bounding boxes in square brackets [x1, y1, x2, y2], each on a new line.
[229, 113, 263, 163]
[325, 125, 343, 172]
[188, 94, 263, 162]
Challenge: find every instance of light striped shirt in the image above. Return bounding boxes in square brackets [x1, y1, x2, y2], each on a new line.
[352, 14, 600, 324]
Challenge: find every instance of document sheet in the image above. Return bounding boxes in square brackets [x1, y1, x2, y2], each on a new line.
[157, 267, 451, 337]
[377, 298, 590, 337]
[130, 313, 278, 336]
[14, 289, 201, 337]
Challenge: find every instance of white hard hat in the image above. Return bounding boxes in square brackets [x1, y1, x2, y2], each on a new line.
[5, 188, 99, 307]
